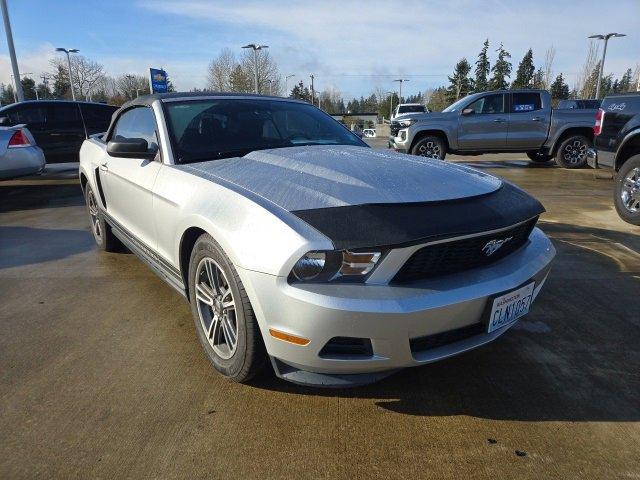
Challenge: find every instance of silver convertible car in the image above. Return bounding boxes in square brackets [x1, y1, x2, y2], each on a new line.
[79, 93, 555, 387]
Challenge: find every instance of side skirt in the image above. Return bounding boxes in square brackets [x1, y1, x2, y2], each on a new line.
[103, 211, 187, 298]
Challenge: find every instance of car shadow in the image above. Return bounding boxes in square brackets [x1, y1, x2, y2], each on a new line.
[249, 222, 640, 423]
[0, 226, 94, 269]
[0, 182, 84, 213]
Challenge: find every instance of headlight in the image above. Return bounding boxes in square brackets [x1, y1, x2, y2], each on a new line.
[290, 250, 384, 283]
[398, 119, 416, 128]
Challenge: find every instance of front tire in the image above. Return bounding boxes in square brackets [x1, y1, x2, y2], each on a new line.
[614, 154, 640, 226]
[527, 151, 553, 163]
[555, 135, 591, 169]
[84, 185, 122, 252]
[188, 234, 265, 382]
[411, 135, 446, 160]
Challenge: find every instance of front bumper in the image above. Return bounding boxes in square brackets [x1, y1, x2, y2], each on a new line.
[238, 228, 555, 386]
[389, 130, 410, 153]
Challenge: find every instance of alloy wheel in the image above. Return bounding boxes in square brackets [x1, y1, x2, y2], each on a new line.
[562, 140, 587, 165]
[195, 257, 238, 360]
[87, 190, 102, 241]
[621, 167, 640, 213]
[417, 141, 442, 159]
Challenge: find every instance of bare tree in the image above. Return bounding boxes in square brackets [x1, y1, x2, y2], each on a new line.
[575, 40, 600, 97]
[542, 46, 556, 90]
[633, 63, 640, 92]
[207, 48, 236, 91]
[115, 74, 150, 100]
[206, 48, 281, 95]
[50, 55, 106, 101]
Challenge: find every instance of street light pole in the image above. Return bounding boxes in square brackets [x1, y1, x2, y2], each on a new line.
[310, 74, 315, 106]
[242, 43, 268, 94]
[1, 0, 24, 102]
[588, 33, 626, 99]
[56, 47, 79, 101]
[393, 78, 409, 103]
[285, 74, 295, 96]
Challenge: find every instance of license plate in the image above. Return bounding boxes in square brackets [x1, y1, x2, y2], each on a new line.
[487, 282, 535, 333]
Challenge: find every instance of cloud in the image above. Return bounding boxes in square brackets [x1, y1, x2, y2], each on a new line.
[0, 43, 57, 86]
[138, 0, 640, 96]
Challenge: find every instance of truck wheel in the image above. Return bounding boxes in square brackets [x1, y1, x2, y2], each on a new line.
[84, 185, 122, 252]
[411, 136, 446, 160]
[188, 234, 266, 383]
[614, 154, 640, 226]
[526, 151, 553, 163]
[555, 135, 591, 168]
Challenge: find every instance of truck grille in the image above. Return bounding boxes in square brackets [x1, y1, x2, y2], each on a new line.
[390, 121, 401, 136]
[392, 218, 538, 283]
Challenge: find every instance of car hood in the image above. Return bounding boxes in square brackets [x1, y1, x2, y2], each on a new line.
[179, 145, 502, 212]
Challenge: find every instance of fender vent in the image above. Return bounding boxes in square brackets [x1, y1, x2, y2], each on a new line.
[94, 167, 107, 207]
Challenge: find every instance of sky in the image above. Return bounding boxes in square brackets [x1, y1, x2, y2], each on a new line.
[1, 0, 639, 99]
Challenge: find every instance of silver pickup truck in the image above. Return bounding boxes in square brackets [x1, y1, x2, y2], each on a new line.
[389, 89, 598, 168]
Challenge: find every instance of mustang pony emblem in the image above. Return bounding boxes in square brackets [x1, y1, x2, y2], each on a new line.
[482, 237, 513, 256]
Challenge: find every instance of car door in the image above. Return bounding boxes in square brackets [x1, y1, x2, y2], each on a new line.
[45, 103, 86, 162]
[506, 92, 550, 149]
[457, 93, 507, 150]
[102, 106, 162, 251]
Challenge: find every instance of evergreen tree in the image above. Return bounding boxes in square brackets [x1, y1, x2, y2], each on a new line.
[36, 83, 51, 100]
[532, 68, 545, 89]
[446, 58, 473, 102]
[0, 83, 15, 105]
[511, 48, 535, 89]
[21, 77, 37, 100]
[618, 68, 633, 92]
[489, 44, 512, 90]
[289, 81, 311, 102]
[550, 73, 569, 101]
[474, 39, 490, 92]
[52, 65, 70, 99]
[426, 87, 450, 112]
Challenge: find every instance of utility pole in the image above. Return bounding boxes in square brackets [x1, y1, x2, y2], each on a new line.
[242, 43, 268, 94]
[310, 74, 315, 106]
[386, 91, 394, 121]
[56, 47, 79, 101]
[588, 33, 626, 99]
[393, 78, 409, 103]
[1, 0, 24, 102]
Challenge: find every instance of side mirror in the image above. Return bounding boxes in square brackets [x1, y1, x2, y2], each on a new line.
[461, 108, 475, 116]
[0, 116, 10, 126]
[107, 138, 158, 159]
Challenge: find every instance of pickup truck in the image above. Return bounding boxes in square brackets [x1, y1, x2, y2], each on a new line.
[389, 89, 598, 168]
[589, 92, 640, 225]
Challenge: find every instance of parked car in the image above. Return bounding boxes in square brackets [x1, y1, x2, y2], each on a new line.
[390, 89, 598, 168]
[0, 101, 118, 163]
[557, 99, 601, 110]
[362, 128, 376, 137]
[391, 103, 428, 120]
[0, 126, 46, 180]
[588, 92, 640, 225]
[79, 92, 555, 387]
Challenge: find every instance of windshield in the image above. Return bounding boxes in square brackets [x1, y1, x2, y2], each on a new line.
[442, 96, 473, 112]
[398, 105, 425, 114]
[164, 99, 366, 163]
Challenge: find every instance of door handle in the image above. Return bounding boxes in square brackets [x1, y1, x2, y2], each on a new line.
[493, 118, 507, 123]
[99, 161, 108, 171]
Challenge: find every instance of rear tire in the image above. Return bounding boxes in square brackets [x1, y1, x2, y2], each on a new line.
[613, 154, 640, 226]
[188, 234, 266, 383]
[527, 151, 553, 163]
[84, 185, 122, 252]
[411, 135, 446, 160]
[555, 135, 591, 169]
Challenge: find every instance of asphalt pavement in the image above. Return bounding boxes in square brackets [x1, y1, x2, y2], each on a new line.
[1, 148, 639, 479]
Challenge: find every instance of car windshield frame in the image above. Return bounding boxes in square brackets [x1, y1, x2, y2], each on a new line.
[162, 97, 368, 164]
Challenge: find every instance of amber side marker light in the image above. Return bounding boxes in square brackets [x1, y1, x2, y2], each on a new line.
[269, 329, 310, 346]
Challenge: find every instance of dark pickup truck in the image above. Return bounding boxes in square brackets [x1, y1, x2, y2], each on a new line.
[589, 92, 640, 225]
[389, 89, 598, 168]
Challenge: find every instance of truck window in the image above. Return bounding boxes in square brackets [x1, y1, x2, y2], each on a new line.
[7, 104, 47, 125]
[80, 104, 117, 134]
[511, 93, 542, 113]
[47, 104, 84, 132]
[467, 94, 504, 114]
